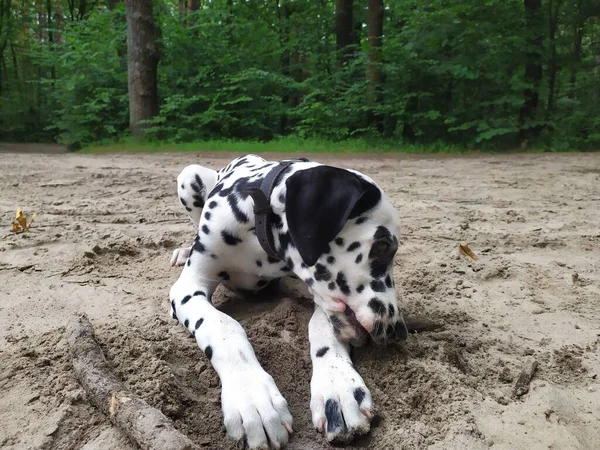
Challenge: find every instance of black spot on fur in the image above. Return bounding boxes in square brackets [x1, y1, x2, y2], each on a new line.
[278, 192, 286, 204]
[231, 157, 248, 170]
[171, 300, 177, 320]
[356, 284, 365, 293]
[204, 211, 211, 220]
[186, 259, 191, 266]
[347, 242, 360, 252]
[221, 230, 243, 245]
[185, 207, 192, 212]
[286, 257, 295, 270]
[227, 194, 249, 223]
[180, 197, 187, 206]
[277, 232, 292, 256]
[328, 281, 336, 291]
[195, 318, 204, 329]
[193, 174, 204, 191]
[316, 347, 329, 357]
[327, 256, 336, 264]
[335, 237, 345, 246]
[325, 399, 346, 434]
[256, 260, 263, 267]
[208, 200, 218, 209]
[300, 262, 308, 269]
[209, 183, 224, 197]
[371, 280, 386, 292]
[271, 213, 283, 229]
[305, 278, 314, 286]
[368, 298, 386, 316]
[181, 295, 192, 305]
[355, 253, 363, 264]
[374, 226, 392, 240]
[336, 272, 351, 296]
[218, 271, 230, 280]
[184, 319, 189, 328]
[353, 387, 366, 405]
[385, 275, 392, 288]
[388, 303, 395, 317]
[356, 216, 368, 224]
[251, 163, 273, 173]
[192, 236, 205, 253]
[314, 263, 332, 281]
[193, 200, 204, 208]
[267, 256, 280, 264]
[202, 225, 210, 235]
[370, 260, 388, 279]
[329, 315, 343, 334]
[205, 345, 213, 360]
[193, 290, 205, 297]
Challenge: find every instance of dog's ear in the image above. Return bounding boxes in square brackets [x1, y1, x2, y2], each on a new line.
[285, 166, 381, 266]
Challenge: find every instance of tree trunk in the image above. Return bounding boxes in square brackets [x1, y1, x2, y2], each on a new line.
[545, 0, 562, 121]
[225, 0, 233, 44]
[187, 0, 199, 11]
[125, 0, 160, 138]
[367, 0, 384, 133]
[336, 0, 354, 67]
[186, 0, 199, 27]
[46, 0, 56, 81]
[569, 1, 585, 98]
[569, 24, 584, 98]
[78, 0, 87, 20]
[0, 0, 11, 96]
[278, 0, 291, 135]
[518, 0, 543, 138]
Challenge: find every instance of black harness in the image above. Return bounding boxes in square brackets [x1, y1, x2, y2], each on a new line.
[245, 158, 309, 260]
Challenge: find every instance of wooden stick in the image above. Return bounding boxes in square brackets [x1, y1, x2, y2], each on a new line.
[512, 359, 538, 398]
[403, 316, 445, 334]
[66, 314, 196, 450]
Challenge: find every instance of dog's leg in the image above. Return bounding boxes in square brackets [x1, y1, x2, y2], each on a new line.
[171, 165, 218, 266]
[170, 263, 293, 449]
[309, 305, 373, 443]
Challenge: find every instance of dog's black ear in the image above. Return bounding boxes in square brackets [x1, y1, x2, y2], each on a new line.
[285, 166, 381, 266]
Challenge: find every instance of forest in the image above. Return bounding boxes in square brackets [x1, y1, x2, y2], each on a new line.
[0, 0, 599, 150]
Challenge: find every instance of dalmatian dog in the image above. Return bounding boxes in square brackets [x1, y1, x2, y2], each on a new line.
[169, 155, 406, 449]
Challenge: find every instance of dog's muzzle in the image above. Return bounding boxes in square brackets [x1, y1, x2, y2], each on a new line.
[342, 306, 407, 345]
[370, 316, 408, 345]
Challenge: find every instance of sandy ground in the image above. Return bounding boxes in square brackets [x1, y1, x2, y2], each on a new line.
[0, 150, 599, 450]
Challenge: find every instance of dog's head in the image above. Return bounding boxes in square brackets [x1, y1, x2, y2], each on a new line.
[282, 165, 407, 346]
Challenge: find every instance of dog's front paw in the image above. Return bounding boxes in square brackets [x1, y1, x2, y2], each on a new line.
[170, 246, 191, 266]
[221, 367, 293, 449]
[310, 358, 373, 443]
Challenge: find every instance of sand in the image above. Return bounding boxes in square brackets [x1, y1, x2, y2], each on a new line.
[0, 150, 599, 450]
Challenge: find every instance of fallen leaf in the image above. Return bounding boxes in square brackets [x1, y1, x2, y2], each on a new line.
[10, 208, 38, 233]
[459, 242, 478, 261]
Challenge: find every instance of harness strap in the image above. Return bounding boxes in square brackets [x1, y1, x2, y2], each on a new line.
[245, 158, 309, 260]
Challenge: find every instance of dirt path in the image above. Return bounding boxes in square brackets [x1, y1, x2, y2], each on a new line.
[0, 151, 598, 450]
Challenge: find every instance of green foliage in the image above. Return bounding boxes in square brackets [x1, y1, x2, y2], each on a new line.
[1, 0, 599, 150]
[42, 7, 129, 145]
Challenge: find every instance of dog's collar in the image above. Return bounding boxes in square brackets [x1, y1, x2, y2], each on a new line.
[246, 158, 309, 260]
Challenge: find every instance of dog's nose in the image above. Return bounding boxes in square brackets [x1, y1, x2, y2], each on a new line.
[371, 317, 407, 344]
[395, 318, 408, 342]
